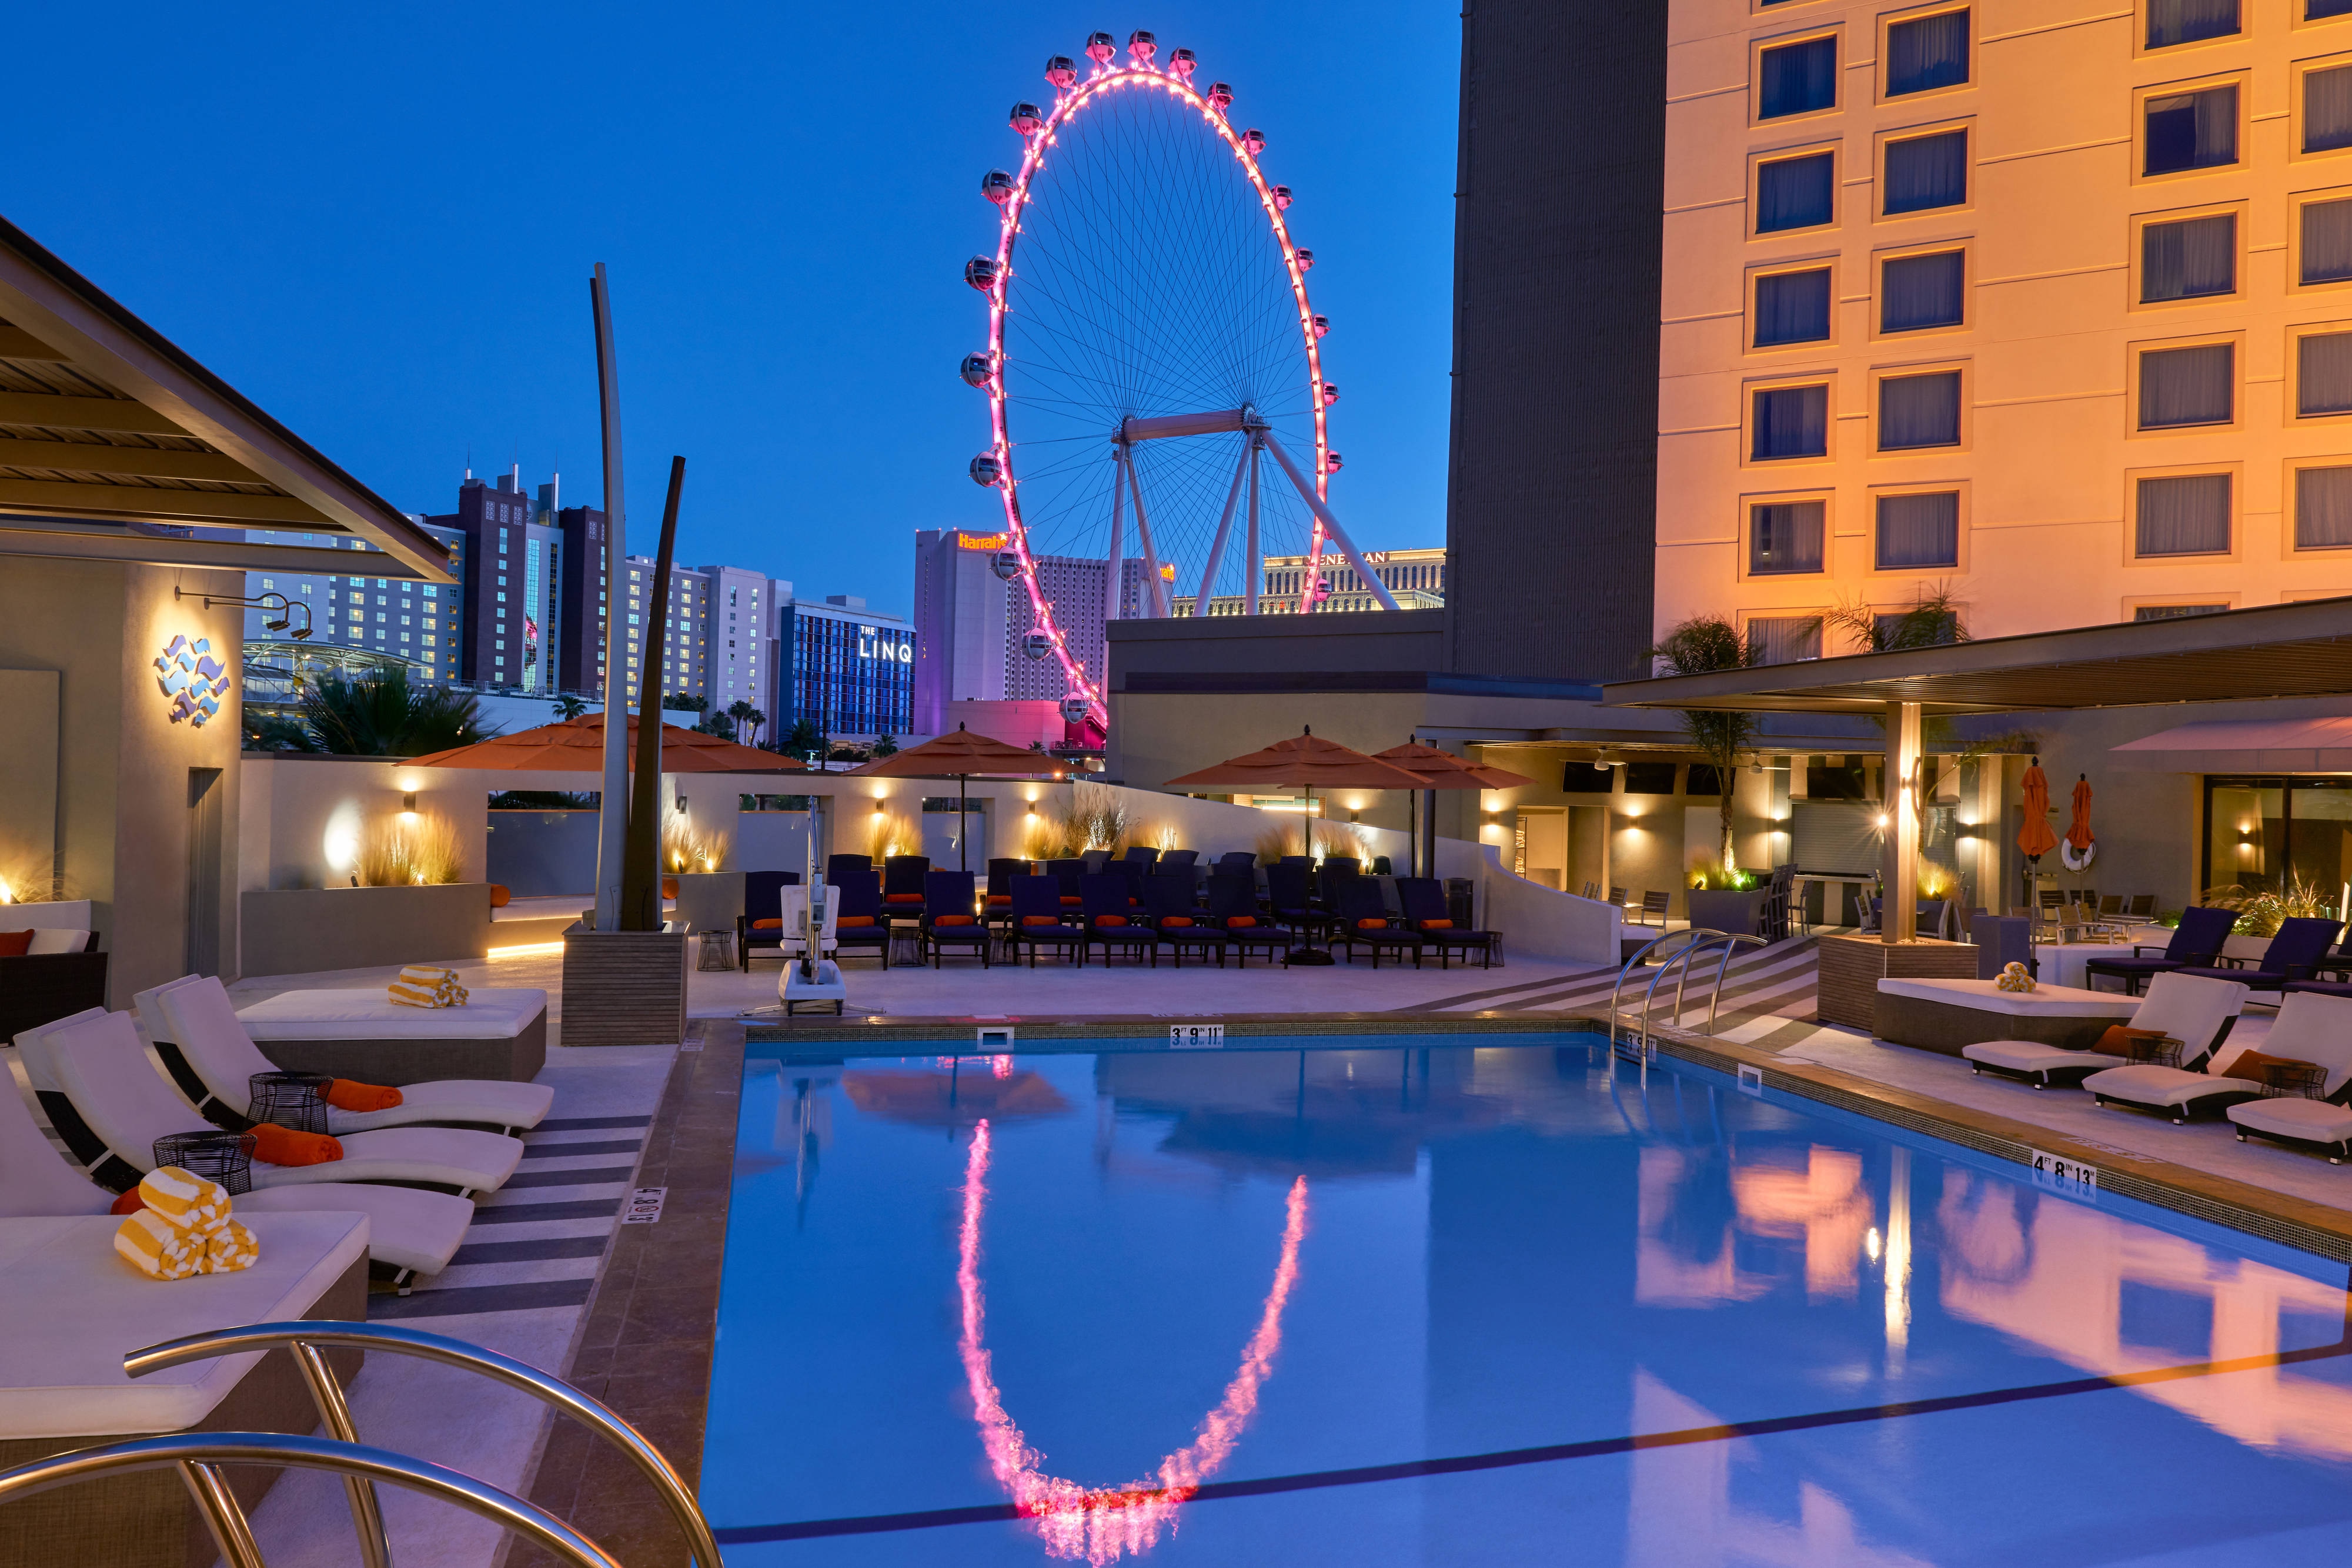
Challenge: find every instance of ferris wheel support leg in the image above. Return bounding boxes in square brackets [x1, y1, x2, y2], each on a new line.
[1194, 441, 1252, 618]
[1121, 440, 1171, 620]
[1245, 439, 1261, 615]
[1259, 432, 1402, 611]
[1102, 444, 1126, 631]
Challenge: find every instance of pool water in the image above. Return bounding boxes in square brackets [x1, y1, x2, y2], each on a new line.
[702, 1038, 2352, 1566]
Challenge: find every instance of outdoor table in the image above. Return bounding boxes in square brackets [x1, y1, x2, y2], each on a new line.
[696, 929, 737, 972]
[887, 919, 924, 968]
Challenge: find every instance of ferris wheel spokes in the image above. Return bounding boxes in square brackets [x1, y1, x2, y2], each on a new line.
[1259, 431, 1401, 613]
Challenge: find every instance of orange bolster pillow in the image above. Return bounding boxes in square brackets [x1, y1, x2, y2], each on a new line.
[934, 915, 975, 926]
[1418, 919, 1453, 931]
[1060, 895, 1083, 906]
[886, 893, 925, 904]
[250, 1122, 342, 1166]
[1096, 914, 1128, 927]
[838, 916, 876, 928]
[751, 918, 783, 929]
[111, 1188, 147, 1215]
[325, 1079, 403, 1114]
[1226, 916, 1257, 928]
[987, 895, 1012, 905]
[1161, 917, 1194, 928]
[1357, 918, 1388, 930]
[1022, 915, 1061, 927]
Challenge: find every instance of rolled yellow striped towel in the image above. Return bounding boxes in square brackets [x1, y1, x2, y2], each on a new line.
[116, 1208, 204, 1279]
[139, 1165, 232, 1232]
[390, 965, 466, 1008]
[199, 1219, 261, 1275]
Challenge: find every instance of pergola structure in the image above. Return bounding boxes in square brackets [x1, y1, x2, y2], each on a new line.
[0, 213, 452, 582]
[1602, 595, 2352, 946]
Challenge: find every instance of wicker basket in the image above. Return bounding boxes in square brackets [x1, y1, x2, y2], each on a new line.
[152, 1131, 258, 1196]
[249, 1071, 333, 1134]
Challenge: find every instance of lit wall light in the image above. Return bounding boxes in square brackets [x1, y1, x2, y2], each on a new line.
[1876, 813, 1891, 829]
[486, 940, 566, 959]
[401, 792, 417, 812]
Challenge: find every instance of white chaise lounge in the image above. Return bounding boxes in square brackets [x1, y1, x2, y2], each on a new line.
[138, 975, 552, 1135]
[2225, 994, 2352, 1162]
[19, 1009, 522, 1196]
[1960, 973, 2249, 1089]
[2077, 988, 2349, 1123]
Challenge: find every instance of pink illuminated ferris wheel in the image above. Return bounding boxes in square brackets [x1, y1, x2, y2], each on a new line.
[962, 29, 1398, 730]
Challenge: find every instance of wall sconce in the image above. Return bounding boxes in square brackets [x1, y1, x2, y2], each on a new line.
[1875, 813, 1891, 829]
[401, 792, 417, 812]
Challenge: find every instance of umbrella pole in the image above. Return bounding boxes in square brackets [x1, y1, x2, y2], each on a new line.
[959, 773, 968, 873]
[1288, 781, 1335, 966]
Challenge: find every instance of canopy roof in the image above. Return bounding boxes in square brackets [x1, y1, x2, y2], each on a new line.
[1163, 729, 1431, 791]
[837, 724, 1067, 779]
[1371, 740, 1535, 791]
[407, 714, 803, 773]
[0, 211, 452, 581]
[1603, 596, 2352, 716]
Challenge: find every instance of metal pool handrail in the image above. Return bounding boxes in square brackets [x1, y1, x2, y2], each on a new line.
[123, 1320, 724, 1568]
[0, 1431, 622, 1568]
[1695, 933, 1770, 1038]
[1606, 928, 1716, 1032]
[1638, 933, 1737, 1058]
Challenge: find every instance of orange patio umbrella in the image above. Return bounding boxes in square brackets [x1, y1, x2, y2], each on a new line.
[837, 724, 1068, 870]
[406, 712, 804, 774]
[2017, 757, 2060, 861]
[2065, 773, 2096, 866]
[1372, 740, 1536, 878]
[1164, 728, 1429, 836]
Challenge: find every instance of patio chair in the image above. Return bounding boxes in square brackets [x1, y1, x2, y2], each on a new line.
[1582, 881, 1599, 900]
[1214, 851, 1257, 878]
[1046, 858, 1088, 910]
[16, 1007, 520, 1197]
[2172, 915, 2344, 994]
[4, 1010, 472, 1281]
[1081, 874, 1155, 965]
[1398, 877, 1498, 969]
[736, 869, 804, 970]
[1336, 878, 1419, 968]
[984, 858, 1024, 928]
[1114, 855, 1152, 906]
[1371, 855, 1393, 875]
[1760, 864, 1796, 941]
[882, 854, 931, 910]
[1635, 891, 1671, 927]
[1160, 849, 1199, 874]
[136, 975, 553, 1135]
[2224, 991, 2352, 1161]
[1265, 863, 1333, 944]
[1081, 848, 1113, 872]
[1608, 885, 1630, 915]
[831, 871, 891, 967]
[2126, 894, 2157, 919]
[2082, 905, 2235, 994]
[1145, 872, 1227, 967]
[1962, 971, 2247, 1089]
[826, 852, 873, 889]
[1010, 876, 1087, 966]
[2083, 978, 2274, 1122]
[1207, 873, 1291, 965]
[1121, 846, 1160, 868]
[921, 870, 990, 968]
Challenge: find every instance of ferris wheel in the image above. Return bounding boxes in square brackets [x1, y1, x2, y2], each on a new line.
[963, 29, 1399, 729]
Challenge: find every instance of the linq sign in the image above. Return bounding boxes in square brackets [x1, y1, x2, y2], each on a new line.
[858, 628, 912, 663]
[156, 634, 232, 728]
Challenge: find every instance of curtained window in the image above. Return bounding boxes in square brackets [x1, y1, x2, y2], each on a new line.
[1752, 385, 1830, 459]
[2134, 603, 2229, 620]
[1884, 131, 1968, 213]
[2140, 213, 2236, 302]
[2135, 473, 2232, 556]
[2144, 86, 2238, 175]
[1756, 152, 1835, 232]
[2303, 197, 2352, 284]
[1759, 37, 1838, 118]
[2296, 466, 2352, 549]
[2298, 332, 2352, 416]
[1886, 11, 1969, 95]
[2314, 0, 2352, 16]
[1881, 250, 1965, 332]
[1755, 268, 1832, 346]
[1750, 616, 1825, 664]
[2139, 343, 2234, 428]
[2146, 0, 2239, 46]
[2310, 65, 2352, 152]
[1879, 371, 1962, 449]
[1875, 492, 1960, 569]
[1749, 501, 1826, 573]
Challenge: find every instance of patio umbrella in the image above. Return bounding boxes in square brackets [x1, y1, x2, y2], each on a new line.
[406, 713, 804, 774]
[1372, 740, 1536, 880]
[2064, 773, 2096, 871]
[2018, 757, 2060, 909]
[837, 724, 1068, 870]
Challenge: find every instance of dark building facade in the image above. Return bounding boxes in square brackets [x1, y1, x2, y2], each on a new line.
[775, 596, 916, 738]
[1444, 0, 1669, 682]
[553, 502, 607, 696]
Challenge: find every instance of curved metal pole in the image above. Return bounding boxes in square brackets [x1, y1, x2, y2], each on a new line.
[293, 1340, 391, 1568]
[124, 1321, 722, 1568]
[1703, 934, 1770, 1037]
[179, 1457, 266, 1568]
[0, 1433, 623, 1568]
[1257, 431, 1402, 611]
[1194, 440, 1253, 617]
[1121, 440, 1170, 618]
[1642, 935, 1725, 1057]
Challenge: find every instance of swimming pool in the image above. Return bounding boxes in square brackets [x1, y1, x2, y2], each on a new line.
[703, 1035, 2352, 1566]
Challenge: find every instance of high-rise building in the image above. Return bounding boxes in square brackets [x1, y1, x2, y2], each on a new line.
[424, 469, 565, 692]
[614, 556, 712, 703]
[242, 523, 467, 682]
[911, 529, 1010, 732]
[699, 566, 779, 721]
[773, 593, 915, 738]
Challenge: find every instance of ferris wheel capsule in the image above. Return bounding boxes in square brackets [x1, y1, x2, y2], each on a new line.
[1085, 32, 1115, 65]
[1127, 30, 1156, 64]
[970, 454, 1003, 486]
[1240, 128, 1267, 156]
[1059, 695, 1090, 724]
[1319, 382, 1339, 406]
[1206, 82, 1233, 112]
[964, 256, 1000, 292]
[960, 352, 995, 387]
[1270, 185, 1293, 212]
[1168, 48, 1196, 81]
[1010, 102, 1045, 137]
[1045, 55, 1078, 88]
[1325, 451, 1344, 474]
[991, 550, 1023, 582]
[1294, 248, 1315, 270]
[1022, 631, 1055, 660]
[981, 169, 1017, 204]
[1310, 315, 1329, 338]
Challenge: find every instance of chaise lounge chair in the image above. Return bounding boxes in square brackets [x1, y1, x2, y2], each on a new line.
[1010, 875, 1087, 967]
[1337, 878, 1421, 968]
[1398, 877, 1499, 969]
[921, 870, 991, 968]
[136, 975, 553, 1135]
[1081, 874, 1155, 965]
[829, 871, 891, 967]
[2169, 916, 2345, 995]
[1960, 971, 2247, 1089]
[2223, 991, 2352, 1162]
[2080, 905, 2236, 995]
[1206, 873, 1291, 966]
[2077, 981, 2274, 1122]
[736, 869, 805, 970]
[1146, 872, 1226, 968]
[21, 1009, 521, 1195]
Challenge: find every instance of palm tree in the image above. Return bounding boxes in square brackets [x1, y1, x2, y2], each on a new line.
[784, 718, 824, 764]
[726, 700, 765, 747]
[872, 731, 899, 758]
[1647, 615, 1758, 877]
[550, 693, 590, 721]
[299, 667, 499, 757]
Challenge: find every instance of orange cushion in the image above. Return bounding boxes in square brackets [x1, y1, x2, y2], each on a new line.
[886, 893, 924, 904]
[934, 915, 976, 927]
[1225, 915, 1257, 928]
[1162, 917, 1194, 928]
[250, 1123, 342, 1167]
[1418, 919, 1453, 931]
[1060, 895, 1083, 907]
[2221, 1048, 2309, 1084]
[2093, 1025, 2167, 1059]
[489, 884, 512, 908]
[838, 915, 876, 928]
[752, 918, 783, 929]
[0, 931, 30, 958]
[661, 876, 679, 899]
[1096, 915, 1129, 927]
[987, 895, 1012, 905]
[110, 1188, 146, 1216]
[1023, 915, 1061, 927]
[1357, 918, 1388, 930]
[325, 1079, 403, 1114]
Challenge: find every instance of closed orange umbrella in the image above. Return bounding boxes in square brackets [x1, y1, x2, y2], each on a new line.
[2066, 775, 2094, 853]
[2018, 760, 2059, 859]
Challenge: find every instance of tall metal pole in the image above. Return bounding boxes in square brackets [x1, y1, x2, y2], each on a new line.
[1194, 441, 1252, 617]
[1245, 438, 1261, 615]
[589, 265, 629, 933]
[1883, 700, 1923, 946]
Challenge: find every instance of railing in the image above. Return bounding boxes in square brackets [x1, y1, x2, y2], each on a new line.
[121, 1320, 723, 1568]
[1605, 928, 1770, 1062]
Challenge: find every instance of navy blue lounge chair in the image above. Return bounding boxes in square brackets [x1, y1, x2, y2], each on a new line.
[1010, 876, 1085, 967]
[1337, 877, 1419, 968]
[921, 870, 989, 967]
[2173, 916, 2345, 994]
[1082, 874, 1154, 965]
[830, 872, 889, 967]
[1207, 873, 1289, 965]
[1398, 877, 1498, 969]
[1147, 873, 1227, 967]
[2082, 905, 2235, 995]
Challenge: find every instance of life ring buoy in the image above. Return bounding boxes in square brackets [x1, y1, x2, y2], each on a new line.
[2060, 839, 2096, 872]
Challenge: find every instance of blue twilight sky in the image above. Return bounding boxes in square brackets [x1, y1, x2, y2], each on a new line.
[5, 2, 1459, 619]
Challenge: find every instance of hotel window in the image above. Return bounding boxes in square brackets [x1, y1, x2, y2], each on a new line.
[1755, 151, 1835, 232]
[2297, 464, 2352, 546]
[1749, 500, 1826, 573]
[1880, 249, 1965, 331]
[2140, 212, 2236, 300]
[2301, 196, 2352, 281]
[2137, 342, 2234, 426]
[2299, 330, 2352, 414]
[2146, 0, 2239, 48]
[1883, 129, 1967, 213]
[1754, 267, 1833, 346]
[1879, 370, 1963, 449]
[1885, 10, 1968, 96]
[2308, 65, 2352, 152]
[1758, 36, 1838, 119]
[2144, 85, 2237, 175]
[1749, 616, 1825, 664]
[2134, 603, 2230, 618]
[2136, 473, 2232, 554]
[1875, 490, 1960, 568]
[2318, 0, 2352, 18]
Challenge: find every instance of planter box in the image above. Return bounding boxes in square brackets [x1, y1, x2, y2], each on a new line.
[1686, 888, 1766, 938]
[561, 922, 687, 1047]
[1815, 933, 1980, 1034]
[239, 884, 493, 978]
[671, 871, 744, 935]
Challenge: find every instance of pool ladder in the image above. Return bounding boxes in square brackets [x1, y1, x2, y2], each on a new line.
[1606, 928, 1769, 1064]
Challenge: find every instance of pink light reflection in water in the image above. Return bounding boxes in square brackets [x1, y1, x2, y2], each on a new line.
[957, 1118, 1310, 1564]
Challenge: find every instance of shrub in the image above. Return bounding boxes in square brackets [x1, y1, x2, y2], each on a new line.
[353, 812, 465, 887]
